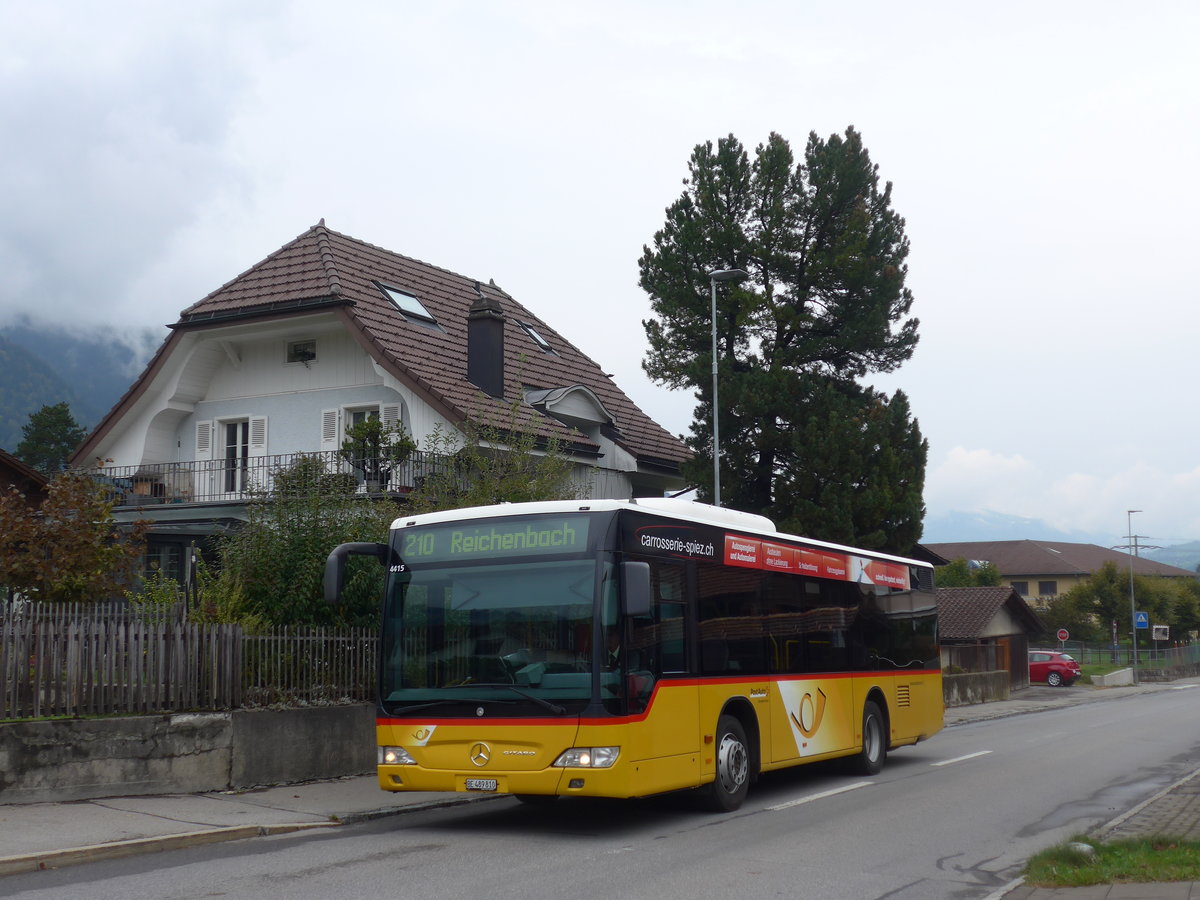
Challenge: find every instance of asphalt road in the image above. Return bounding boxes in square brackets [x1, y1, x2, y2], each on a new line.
[5, 686, 1199, 900]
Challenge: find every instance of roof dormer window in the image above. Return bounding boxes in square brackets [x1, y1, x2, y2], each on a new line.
[519, 321, 557, 355]
[378, 283, 438, 326]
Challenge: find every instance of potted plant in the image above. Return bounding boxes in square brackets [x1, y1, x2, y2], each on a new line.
[339, 418, 417, 492]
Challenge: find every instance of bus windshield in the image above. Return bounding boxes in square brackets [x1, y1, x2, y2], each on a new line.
[380, 556, 613, 715]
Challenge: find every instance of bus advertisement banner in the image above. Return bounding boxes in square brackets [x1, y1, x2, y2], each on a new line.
[723, 535, 910, 590]
[623, 513, 910, 591]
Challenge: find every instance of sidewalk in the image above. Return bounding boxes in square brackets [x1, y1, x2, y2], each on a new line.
[0, 679, 1197, 898]
[0, 774, 499, 877]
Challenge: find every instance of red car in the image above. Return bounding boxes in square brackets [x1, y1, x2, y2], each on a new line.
[1029, 650, 1081, 686]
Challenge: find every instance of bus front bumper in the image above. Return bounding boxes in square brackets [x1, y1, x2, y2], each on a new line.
[377, 763, 637, 798]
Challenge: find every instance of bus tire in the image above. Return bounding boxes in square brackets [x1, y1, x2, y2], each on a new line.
[853, 700, 887, 776]
[702, 714, 750, 812]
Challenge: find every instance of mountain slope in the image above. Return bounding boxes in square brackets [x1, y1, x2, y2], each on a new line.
[0, 325, 150, 452]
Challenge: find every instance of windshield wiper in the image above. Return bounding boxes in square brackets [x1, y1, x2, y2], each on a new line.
[384, 699, 476, 715]
[469, 683, 568, 715]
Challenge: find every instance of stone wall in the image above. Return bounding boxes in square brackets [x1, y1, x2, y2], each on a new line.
[0, 705, 375, 805]
[942, 670, 1010, 707]
[1138, 660, 1200, 682]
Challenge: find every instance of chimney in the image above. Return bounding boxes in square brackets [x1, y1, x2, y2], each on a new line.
[467, 281, 505, 398]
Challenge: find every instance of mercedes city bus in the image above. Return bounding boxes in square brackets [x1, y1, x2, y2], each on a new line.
[324, 497, 941, 811]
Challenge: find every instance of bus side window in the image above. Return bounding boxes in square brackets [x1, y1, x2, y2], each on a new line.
[656, 602, 686, 673]
[628, 561, 687, 676]
[696, 562, 768, 675]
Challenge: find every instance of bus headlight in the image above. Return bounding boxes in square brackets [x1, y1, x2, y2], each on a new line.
[378, 746, 417, 766]
[552, 747, 619, 768]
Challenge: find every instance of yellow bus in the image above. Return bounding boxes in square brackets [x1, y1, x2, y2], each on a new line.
[325, 498, 942, 811]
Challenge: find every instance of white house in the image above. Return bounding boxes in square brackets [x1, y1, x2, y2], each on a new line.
[72, 221, 689, 576]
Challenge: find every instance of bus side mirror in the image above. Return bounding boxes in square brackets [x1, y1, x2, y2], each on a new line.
[621, 561, 651, 617]
[324, 542, 390, 604]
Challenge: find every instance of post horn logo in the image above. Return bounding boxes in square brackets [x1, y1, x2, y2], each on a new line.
[469, 742, 492, 767]
[790, 687, 828, 739]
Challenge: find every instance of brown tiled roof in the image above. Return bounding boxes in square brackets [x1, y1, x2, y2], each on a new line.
[937, 586, 1043, 641]
[0, 447, 48, 496]
[80, 222, 688, 470]
[926, 540, 1196, 580]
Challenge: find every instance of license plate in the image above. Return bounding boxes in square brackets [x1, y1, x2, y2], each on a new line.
[464, 778, 498, 792]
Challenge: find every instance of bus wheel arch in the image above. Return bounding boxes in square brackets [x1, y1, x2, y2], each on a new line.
[700, 700, 758, 812]
[721, 697, 760, 781]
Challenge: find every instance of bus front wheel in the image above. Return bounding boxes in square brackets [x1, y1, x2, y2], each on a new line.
[702, 714, 750, 812]
[853, 700, 887, 775]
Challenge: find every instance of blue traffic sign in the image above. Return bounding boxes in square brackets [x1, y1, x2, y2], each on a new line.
[1135, 611, 1149, 629]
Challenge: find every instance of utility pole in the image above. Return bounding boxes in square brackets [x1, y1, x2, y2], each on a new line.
[1113, 523, 1163, 682]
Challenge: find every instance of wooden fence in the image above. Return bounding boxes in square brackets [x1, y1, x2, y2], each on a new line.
[241, 627, 378, 707]
[0, 603, 378, 719]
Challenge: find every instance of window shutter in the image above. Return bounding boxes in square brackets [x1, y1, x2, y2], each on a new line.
[320, 409, 340, 452]
[381, 403, 401, 428]
[249, 416, 268, 454]
[195, 420, 213, 461]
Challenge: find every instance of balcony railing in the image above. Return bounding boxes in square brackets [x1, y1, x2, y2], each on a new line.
[82, 449, 464, 508]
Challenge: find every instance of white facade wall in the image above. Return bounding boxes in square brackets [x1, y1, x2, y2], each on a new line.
[204, 328, 377, 401]
[89, 316, 673, 500]
[96, 321, 465, 468]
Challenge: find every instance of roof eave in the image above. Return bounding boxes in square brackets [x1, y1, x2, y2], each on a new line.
[171, 296, 354, 329]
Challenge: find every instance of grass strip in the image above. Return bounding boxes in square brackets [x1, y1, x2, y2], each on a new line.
[1024, 835, 1200, 886]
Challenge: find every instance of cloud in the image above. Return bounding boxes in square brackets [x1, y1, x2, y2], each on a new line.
[0, 2, 269, 339]
[925, 447, 1042, 512]
[928, 447, 1200, 543]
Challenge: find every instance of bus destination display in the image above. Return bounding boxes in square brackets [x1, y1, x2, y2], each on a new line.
[400, 516, 591, 563]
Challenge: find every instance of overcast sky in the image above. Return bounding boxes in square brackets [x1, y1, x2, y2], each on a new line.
[3, 1, 1198, 545]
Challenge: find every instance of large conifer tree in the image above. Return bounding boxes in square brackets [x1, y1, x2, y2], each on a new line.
[639, 128, 927, 553]
[15, 402, 87, 474]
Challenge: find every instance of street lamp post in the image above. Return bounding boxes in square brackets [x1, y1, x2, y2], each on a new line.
[1127, 508, 1141, 682]
[708, 268, 748, 507]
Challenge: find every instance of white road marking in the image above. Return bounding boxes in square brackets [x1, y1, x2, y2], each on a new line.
[1171, 684, 1198, 690]
[768, 781, 872, 811]
[931, 750, 993, 767]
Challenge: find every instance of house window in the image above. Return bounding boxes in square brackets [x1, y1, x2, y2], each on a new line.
[1038, 580, 1058, 597]
[224, 420, 250, 492]
[287, 340, 317, 364]
[327, 403, 407, 490]
[143, 541, 183, 581]
[1011, 581, 1029, 596]
[378, 283, 437, 325]
[518, 321, 557, 355]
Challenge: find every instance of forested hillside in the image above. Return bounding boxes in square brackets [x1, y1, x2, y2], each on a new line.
[0, 325, 150, 452]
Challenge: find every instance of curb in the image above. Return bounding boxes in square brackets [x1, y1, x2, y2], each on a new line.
[0, 822, 335, 877]
[335, 792, 505, 825]
[944, 702, 1062, 726]
[0, 791, 504, 878]
[1092, 766, 1200, 841]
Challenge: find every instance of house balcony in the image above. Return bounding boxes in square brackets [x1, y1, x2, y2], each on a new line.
[83, 449, 463, 510]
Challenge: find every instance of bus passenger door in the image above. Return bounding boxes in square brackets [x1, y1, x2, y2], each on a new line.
[625, 568, 700, 789]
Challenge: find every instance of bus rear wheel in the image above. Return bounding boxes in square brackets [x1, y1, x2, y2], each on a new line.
[702, 714, 750, 812]
[852, 700, 887, 775]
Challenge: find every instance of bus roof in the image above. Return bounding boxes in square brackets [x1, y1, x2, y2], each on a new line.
[391, 498, 931, 570]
